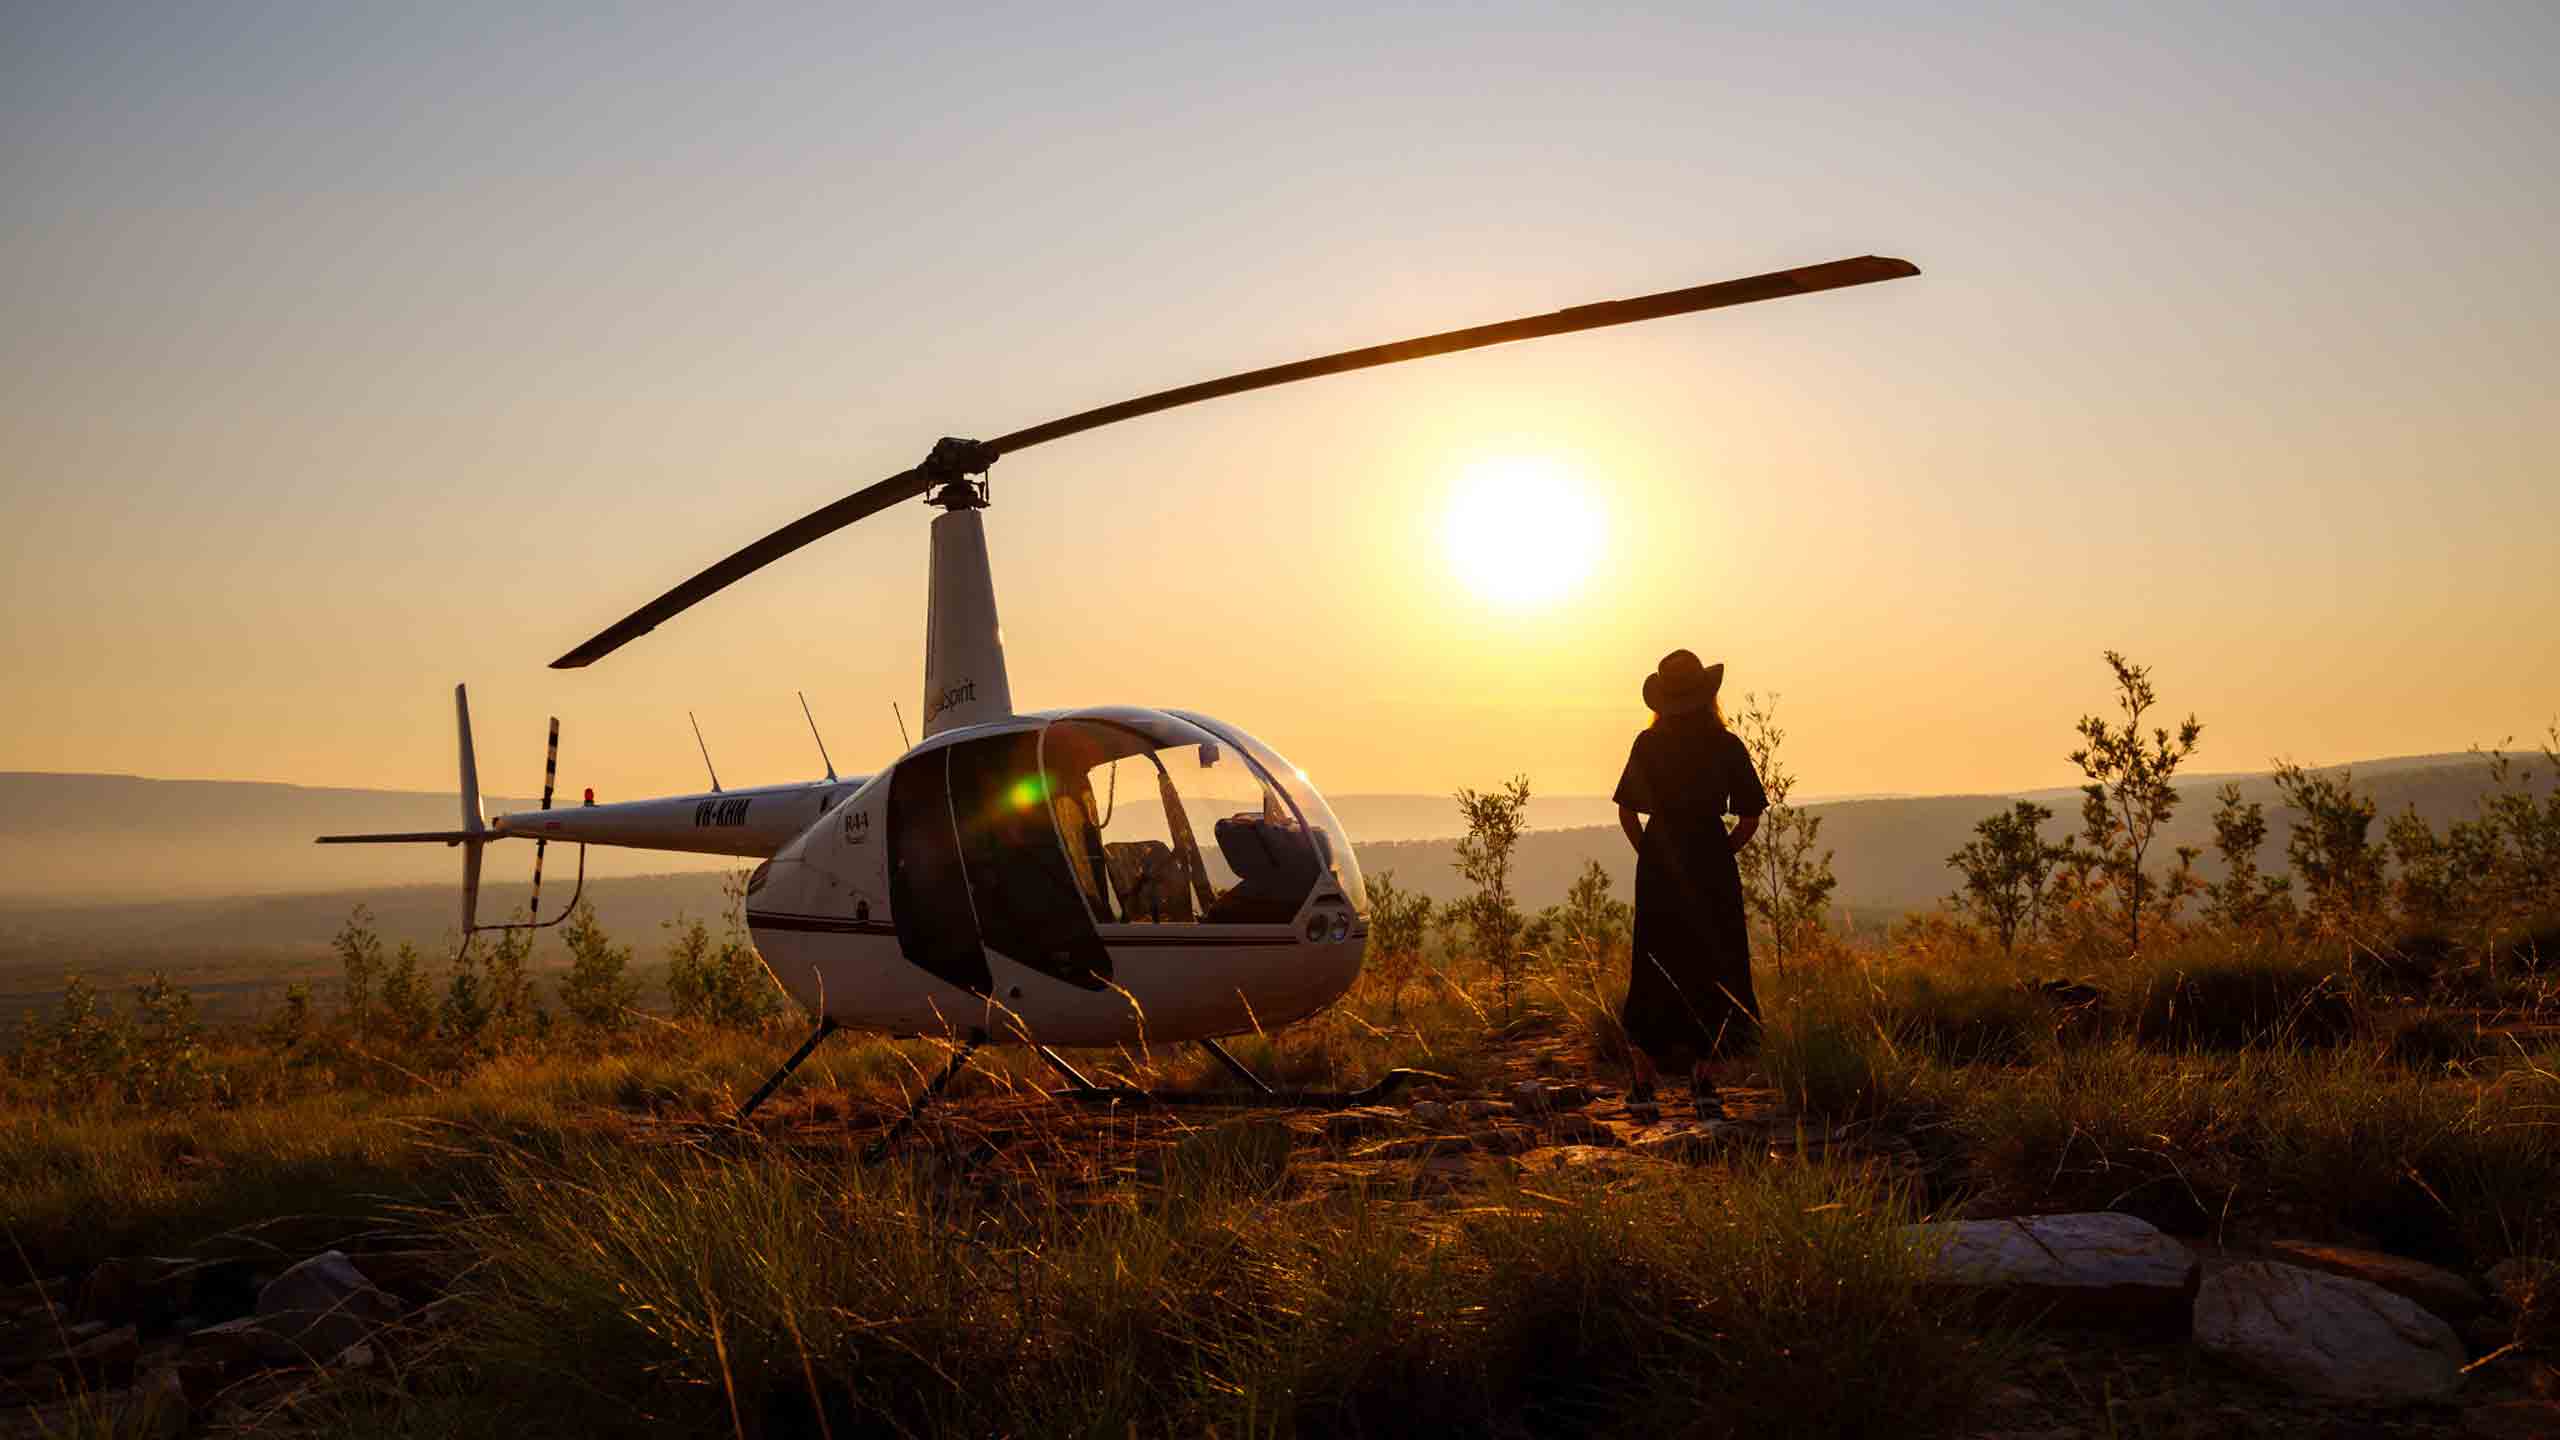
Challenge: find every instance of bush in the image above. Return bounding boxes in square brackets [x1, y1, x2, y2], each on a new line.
[557, 905, 639, 1032]
[1886, 973, 2053, 1066]
[9, 973, 129, 1104]
[2128, 940, 2357, 1051]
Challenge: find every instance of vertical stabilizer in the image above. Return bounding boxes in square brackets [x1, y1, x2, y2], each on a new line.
[921, 506, 1013, 737]
[455, 683, 487, 933]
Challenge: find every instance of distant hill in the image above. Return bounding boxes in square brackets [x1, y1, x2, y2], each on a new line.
[1361, 754, 2549, 918]
[0, 771, 1635, 905]
[0, 753, 2540, 979]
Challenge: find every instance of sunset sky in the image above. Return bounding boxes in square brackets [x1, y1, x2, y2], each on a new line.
[6, 2, 2554, 816]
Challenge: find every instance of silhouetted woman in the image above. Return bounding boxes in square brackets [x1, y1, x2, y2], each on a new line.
[1613, 649, 1766, 1115]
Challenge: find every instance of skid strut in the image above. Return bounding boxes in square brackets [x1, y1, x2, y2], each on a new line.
[1197, 1038, 1277, 1096]
[1039, 1038, 1441, 1109]
[735, 1018, 839, 1123]
[864, 1032, 985, 1165]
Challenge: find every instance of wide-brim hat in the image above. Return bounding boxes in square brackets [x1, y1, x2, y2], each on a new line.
[1643, 649, 1724, 716]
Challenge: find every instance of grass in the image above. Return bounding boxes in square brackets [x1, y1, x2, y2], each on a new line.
[410, 1135, 1995, 1439]
[8, 908, 2560, 1435]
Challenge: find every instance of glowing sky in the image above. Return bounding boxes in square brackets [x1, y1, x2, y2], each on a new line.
[6, 2, 2555, 813]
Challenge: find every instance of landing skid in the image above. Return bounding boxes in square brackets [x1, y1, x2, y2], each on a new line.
[1040, 1040, 1443, 1110]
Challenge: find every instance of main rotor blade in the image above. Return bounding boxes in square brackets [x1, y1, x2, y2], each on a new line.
[550, 254, 1916, 669]
[549, 464, 934, 668]
[986, 254, 1918, 454]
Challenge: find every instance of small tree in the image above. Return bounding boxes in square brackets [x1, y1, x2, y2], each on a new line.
[2272, 762, 2384, 931]
[439, 942, 491, 1044]
[15, 974, 128, 1102]
[2203, 783, 2293, 930]
[558, 904, 639, 1031]
[666, 878, 784, 1029]
[378, 942, 437, 1043]
[1453, 775, 1533, 1022]
[665, 915, 716, 1022]
[127, 972, 213, 1107]
[260, 983, 315, 1058]
[1732, 693, 1837, 969]
[1558, 860, 1631, 957]
[1947, 801, 2063, 957]
[2067, 650, 2202, 954]
[334, 905, 385, 1034]
[1360, 870, 1434, 1019]
[480, 922, 548, 1042]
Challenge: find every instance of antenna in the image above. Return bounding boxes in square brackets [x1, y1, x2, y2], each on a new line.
[688, 711, 722, 793]
[892, 701, 911, 750]
[798, 691, 837, 782]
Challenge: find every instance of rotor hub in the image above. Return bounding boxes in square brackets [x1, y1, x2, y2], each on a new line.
[921, 436, 998, 510]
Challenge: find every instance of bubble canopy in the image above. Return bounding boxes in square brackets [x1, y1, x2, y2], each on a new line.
[1031, 708, 1364, 925]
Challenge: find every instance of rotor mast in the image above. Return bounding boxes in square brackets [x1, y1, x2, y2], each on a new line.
[918, 438, 1011, 738]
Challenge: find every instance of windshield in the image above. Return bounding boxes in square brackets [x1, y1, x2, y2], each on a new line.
[1170, 712, 1366, 915]
[1039, 710, 1317, 925]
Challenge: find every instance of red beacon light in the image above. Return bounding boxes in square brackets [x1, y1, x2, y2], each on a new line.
[583, 787, 595, 807]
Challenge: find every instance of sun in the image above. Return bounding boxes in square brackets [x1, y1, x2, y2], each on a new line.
[1439, 455, 1606, 610]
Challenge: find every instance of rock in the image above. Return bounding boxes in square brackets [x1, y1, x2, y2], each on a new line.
[1408, 1100, 1450, 1127]
[53, 1323, 140, 1389]
[1365, 1135, 1475, 1162]
[2488, 1257, 2555, 1311]
[1629, 1123, 1745, 1163]
[1468, 1127, 1535, 1157]
[1317, 1108, 1404, 1145]
[0, 1367, 185, 1440]
[1451, 1099, 1509, 1122]
[1905, 1213, 2199, 1328]
[77, 1257, 196, 1329]
[1509, 1081, 1552, 1119]
[254, 1252, 398, 1363]
[2465, 1399, 2560, 1438]
[131, 1366, 188, 1438]
[2193, 1261, 2465, 1400]
[185, 1315, 300, 1374]
[2266, 1240, 2488, 1322]
[1548, 1113, 1617, 1146]
[339, 1249, 454, 1305]
[1546, 1082, 1593, 1110]
[1525, 1145, 1668, 1179]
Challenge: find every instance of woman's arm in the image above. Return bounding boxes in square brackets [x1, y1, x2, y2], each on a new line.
[1618, 803, 1646, 853]
[1727, 813, 1761, 854]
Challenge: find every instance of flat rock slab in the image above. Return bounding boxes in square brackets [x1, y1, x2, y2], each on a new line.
[2194, 1260, 2465, 1400]
[2265, 1240, 2486, 1322]
[255, 1252, 397, 1364]
[1906, 1213, 2199, 1328]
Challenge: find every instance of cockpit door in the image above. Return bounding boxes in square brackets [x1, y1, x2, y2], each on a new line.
[943, 730, 1114, 990]
[886, 750, 992, 995]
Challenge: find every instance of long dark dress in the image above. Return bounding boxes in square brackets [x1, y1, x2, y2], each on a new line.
[1613, 711, 1769, 1066]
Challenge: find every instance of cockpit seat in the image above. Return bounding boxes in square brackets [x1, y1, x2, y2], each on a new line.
[1103, 840, 1194, 923]
[1206, 813, 1318, 923]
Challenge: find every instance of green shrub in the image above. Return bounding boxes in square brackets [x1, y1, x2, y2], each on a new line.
[557, 905, 639, 1032]
[2129, 942, 2356, 1051]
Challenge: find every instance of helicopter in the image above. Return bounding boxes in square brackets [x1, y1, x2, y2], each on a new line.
[320, 254, 1918, 1122]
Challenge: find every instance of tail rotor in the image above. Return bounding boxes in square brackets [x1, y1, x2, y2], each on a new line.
[529, 717, 560, 925]
[316, 683, 585, 941]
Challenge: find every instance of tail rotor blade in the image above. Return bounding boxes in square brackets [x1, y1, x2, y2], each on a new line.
[548, 255, 1917, 669]
[530, 717, 559, 925]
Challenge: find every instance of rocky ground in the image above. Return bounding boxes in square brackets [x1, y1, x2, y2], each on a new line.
[7, 1031, 2556, 1438]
